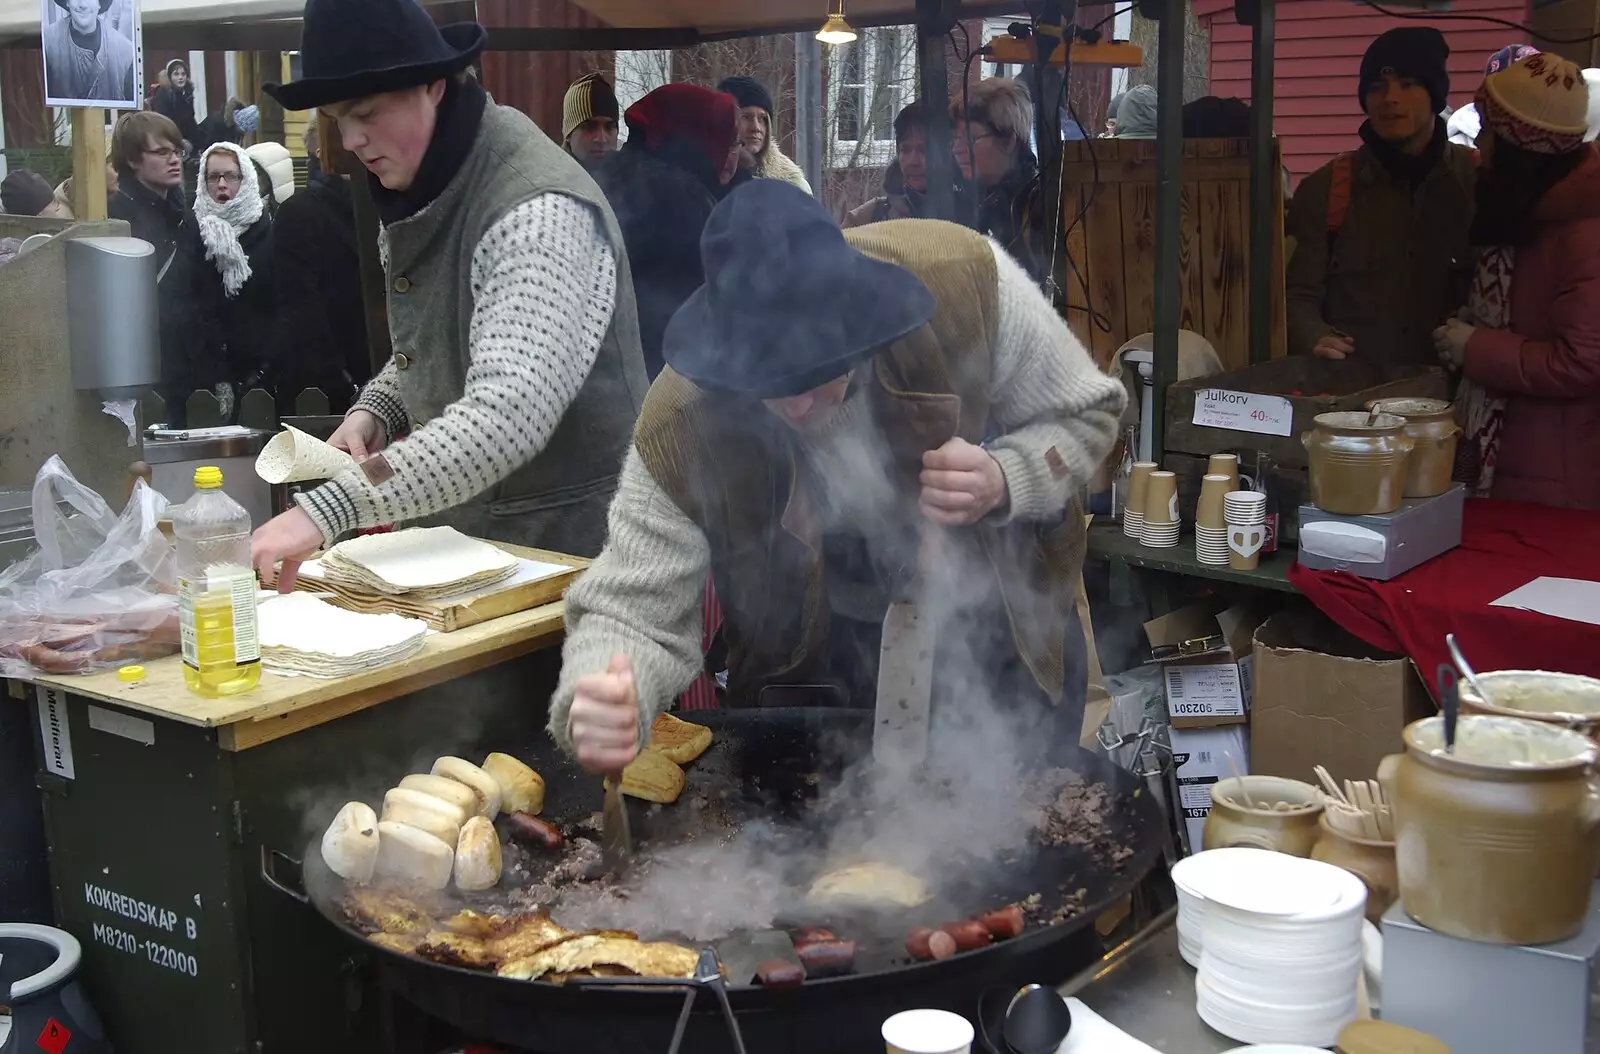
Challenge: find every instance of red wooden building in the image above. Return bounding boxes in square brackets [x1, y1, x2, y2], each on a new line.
[1194, 0, 1533, 182]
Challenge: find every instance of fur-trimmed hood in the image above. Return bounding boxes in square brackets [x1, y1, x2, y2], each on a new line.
[754, 139, 812, 194]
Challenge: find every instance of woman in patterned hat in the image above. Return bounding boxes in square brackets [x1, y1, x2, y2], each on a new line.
[1432, 53, 1600, 510]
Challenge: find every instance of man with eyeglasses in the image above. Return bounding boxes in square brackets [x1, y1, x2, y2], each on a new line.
[42, 0, 136, 105]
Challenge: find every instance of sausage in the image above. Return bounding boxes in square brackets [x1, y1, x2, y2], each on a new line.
[791, 926, 836, 949]
[905, 927, 935, 961]
[503, 811, 564, 851]
[940, 920, 993, 952]
[755, 958, 806, 987]
[927, 929, 958, 960]
[977, 905, 1026, 940]
[794, 939, 856, 978]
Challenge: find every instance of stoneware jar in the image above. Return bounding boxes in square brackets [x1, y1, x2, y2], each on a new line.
[1368, 397, 1460, 498]
[1380, 714, 1600, 945]
[1458, 670, 1600, 743]
[1312, 815, 1399, 924]
[1303, 411, 1415, 516]
[1203, 775, 1325, 857]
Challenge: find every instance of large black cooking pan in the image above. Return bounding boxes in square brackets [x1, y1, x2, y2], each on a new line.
[263, 707, 1163, 1054]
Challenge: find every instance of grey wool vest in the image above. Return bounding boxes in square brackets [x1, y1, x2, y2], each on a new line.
[381, 103, 649, 558]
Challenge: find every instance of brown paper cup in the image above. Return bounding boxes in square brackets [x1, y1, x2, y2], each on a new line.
[1197, 473, 1234, 529]
[256, 425, 358, 484]
[1208, 453, 1241, 484]
[1143, 470, 1180, 526]
[1228, 523, 1266, 570]
[1127, 461, 1158, 519]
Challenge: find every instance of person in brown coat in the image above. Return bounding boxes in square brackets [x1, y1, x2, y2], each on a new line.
[1286, 27, 1476, 368]
[1432, 54, 1600, 510]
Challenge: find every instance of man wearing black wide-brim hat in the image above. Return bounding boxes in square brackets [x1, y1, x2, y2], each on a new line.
[250, 0, 649, 586]
[550, 181, 1126, 774]
[43, 0, 136, 104]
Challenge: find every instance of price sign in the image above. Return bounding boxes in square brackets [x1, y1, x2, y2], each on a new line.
[1191, 389, 1294, 437]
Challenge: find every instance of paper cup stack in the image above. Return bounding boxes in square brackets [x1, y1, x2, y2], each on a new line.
[1224, 491, 1268, 571]
[1187, 850, 1368, 1048]
[1139, 470, 1181, 548]
[1195, 473, 1236, 566]
[1124, 462, 1158, 540]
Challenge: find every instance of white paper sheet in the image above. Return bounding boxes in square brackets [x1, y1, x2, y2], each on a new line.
[296, 555, 571, 602]
[1490, 576, 1600, 627]
[1057, 998, 1163, 1053]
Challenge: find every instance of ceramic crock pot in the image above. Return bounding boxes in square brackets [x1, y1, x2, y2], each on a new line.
[1312, 816, 1399, 924]
[1457, 670, 1600, 743]
[1367, 397, 1460, 498]
[1303, 411, 1415, 515]
[1203, 776, 1324, 857]
[1380, 714, 1600, 945]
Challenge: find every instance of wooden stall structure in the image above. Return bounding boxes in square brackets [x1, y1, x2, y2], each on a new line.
[1059, 137, 1287, 371]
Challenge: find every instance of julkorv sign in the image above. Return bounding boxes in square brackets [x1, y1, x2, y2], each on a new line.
[1191, 389, 1294, 438]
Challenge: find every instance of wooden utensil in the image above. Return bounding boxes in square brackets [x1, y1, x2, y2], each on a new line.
[1315, 765, 1350, 805]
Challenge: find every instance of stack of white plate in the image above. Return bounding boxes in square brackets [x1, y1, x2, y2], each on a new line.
[1195, 524, 1229, 566]
[1171, 848, 1283, 967]
[1184, 850, 1368, 1048]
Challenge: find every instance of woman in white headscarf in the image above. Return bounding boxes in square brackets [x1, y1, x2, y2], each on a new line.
[172, 141, 274, 421]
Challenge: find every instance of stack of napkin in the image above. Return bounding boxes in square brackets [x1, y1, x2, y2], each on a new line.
[320, 526, 518, 599]
[258, 593, 428, 677]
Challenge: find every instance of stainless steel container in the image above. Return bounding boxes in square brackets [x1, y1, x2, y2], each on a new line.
[66, 236, 160, 395]
[142, 429, 274, 529]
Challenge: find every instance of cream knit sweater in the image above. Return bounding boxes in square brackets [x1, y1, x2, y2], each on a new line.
[546, 239, 1124, 755]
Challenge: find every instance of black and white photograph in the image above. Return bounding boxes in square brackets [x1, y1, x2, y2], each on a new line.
[40, 0, 142, 110]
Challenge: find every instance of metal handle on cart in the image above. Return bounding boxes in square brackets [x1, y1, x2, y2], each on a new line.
[259, 845, 310, 905]
[571, 948, 748, 1054]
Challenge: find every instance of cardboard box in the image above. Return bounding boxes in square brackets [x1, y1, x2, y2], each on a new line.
[1170, 724, 1249, 855]
[1250, 606, 1432, 782]
[1144, 604, 1272, 729]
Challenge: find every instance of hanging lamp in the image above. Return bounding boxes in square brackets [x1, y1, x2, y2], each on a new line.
[816, 0, 857, 44]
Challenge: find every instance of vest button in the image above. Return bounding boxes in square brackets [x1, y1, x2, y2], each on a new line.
[394, 352, 411, 370]
[394, 276, 411, 294]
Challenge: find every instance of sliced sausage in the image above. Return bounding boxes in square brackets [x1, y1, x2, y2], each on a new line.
[755, 958, 806, 987]
[927, 929, 958, 960]
[905, 927, 935, 961]
[940, 920, 993, 952]
[794, 939, 857, 978]
[791, 926, 837, 949]
[977, 905, 1026, 940]
[503, 811, 564, 851]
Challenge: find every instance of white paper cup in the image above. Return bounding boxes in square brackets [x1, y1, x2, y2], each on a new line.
[882, 1009, 975, 1054]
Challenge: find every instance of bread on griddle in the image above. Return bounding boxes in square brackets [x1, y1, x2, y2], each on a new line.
[398, 773, 480, 816]
[481, 752, 545, 815]
[380, 787, 466, 847]
[454, 815, 502, 892]
[321, 801, 380, 884]
[496, 934, 698, 982]
[373, 821, 454, 891]
[807, 863, 932, 909]
[612, 749, 686, 804]
[431, 756, 503, 819]
[647, 713, 713, 765]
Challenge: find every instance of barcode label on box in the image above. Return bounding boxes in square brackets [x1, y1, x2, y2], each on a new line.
[1164, 665, 1245, 718]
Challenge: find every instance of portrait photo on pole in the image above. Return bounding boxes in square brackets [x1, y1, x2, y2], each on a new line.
[40, 0, 143, 110]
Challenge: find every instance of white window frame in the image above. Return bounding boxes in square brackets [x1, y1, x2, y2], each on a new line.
[827, 25, 917, 168]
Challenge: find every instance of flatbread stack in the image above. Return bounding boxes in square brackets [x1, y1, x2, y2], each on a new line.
[320, 527, 519, 599]
[258, 593, 428, 677]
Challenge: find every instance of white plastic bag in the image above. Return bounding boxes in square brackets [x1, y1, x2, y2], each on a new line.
[0, 456, 179, 677]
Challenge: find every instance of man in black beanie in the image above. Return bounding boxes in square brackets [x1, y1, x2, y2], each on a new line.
[1285, 26, 1476, 369]
[717, 75, 812, 193]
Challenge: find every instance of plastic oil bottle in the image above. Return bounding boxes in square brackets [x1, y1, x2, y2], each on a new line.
[173, 466, 260, 697]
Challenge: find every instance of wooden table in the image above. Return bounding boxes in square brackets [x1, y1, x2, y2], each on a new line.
[13, 600, 572, 1054]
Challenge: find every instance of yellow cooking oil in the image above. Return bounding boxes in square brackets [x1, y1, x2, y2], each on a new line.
[173, 467, 260, 697]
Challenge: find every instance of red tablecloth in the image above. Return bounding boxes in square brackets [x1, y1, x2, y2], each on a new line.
[1287, 498, 1600, 691]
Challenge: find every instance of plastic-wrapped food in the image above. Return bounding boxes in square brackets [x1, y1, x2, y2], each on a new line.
[0, 456, 179, 677]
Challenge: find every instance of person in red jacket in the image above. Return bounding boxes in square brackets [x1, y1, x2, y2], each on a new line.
[1433, 53, 1600, 510]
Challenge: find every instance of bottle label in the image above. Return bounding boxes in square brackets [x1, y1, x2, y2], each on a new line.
[1263, 513, 1280, 554]
[178, 576, 198, 668]
[220, 568, 261, 664]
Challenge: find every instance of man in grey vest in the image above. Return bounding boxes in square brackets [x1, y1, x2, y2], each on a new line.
[250, 0, 648, 589]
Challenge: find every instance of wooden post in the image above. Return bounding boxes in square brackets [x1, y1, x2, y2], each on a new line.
[70, 108, 108, 220]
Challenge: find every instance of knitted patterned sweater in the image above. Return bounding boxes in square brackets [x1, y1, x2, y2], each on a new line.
[295, 193, 616, 542]
[546, 239, 1125, 755]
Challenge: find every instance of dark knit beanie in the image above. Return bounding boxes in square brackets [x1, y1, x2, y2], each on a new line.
[1358, 27, 1451, 115]
[1, 170, 55, 217]
[718, 76, 774, 116]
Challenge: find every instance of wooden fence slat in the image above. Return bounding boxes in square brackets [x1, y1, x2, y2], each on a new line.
[1119, 180, 1156, 350]
[1179, 181, 1206, 338]
[1060, 181, 1095, 353]
[1084, 178, 1128, 363]
[1199, 179, 1250, 370]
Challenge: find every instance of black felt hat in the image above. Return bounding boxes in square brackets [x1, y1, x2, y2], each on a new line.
[263, 0, 487, 112]
[663, 180, 936, 399]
